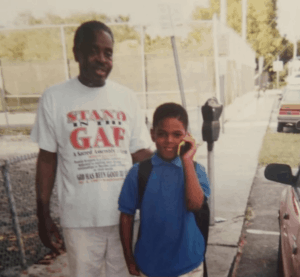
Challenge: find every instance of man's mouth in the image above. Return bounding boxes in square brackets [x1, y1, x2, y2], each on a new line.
[94, 67, 107, 77]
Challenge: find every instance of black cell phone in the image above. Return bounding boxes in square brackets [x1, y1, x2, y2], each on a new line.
[179, 141, 192, 156]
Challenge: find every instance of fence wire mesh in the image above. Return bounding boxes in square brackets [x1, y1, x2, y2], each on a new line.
[0, 153, 61, 274]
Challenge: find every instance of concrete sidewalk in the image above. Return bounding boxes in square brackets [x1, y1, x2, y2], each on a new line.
[198, 90, 277, 277]
[14, 90, 277, 277]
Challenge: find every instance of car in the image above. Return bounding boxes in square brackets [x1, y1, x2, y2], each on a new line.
[265, 164, 300, 277]
[277, 87, 300, 132]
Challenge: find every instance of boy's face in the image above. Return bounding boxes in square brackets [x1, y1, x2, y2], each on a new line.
[151, 117, 187, 161]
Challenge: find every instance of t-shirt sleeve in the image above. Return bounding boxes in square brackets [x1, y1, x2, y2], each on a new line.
[128, 93, 153, 154]
[30, 91, 57, 153]
[195, 162, 211, 199]
[118, 164, 140, 215]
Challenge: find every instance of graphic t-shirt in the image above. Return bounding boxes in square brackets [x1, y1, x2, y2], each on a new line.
[31, 78, 152, 228]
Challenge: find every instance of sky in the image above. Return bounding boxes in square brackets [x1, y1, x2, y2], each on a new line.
[0, 0, 299, 41]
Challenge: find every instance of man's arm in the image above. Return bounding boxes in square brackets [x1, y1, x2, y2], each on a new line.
[131, 148, 153, 164]
[119, 213, 140, 276]
[36, 149, 63, 254]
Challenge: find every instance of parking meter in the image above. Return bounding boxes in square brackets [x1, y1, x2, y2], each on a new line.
[201, 97, 223, 146]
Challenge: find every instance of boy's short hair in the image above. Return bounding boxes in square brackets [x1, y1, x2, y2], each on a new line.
[152, 103, 188, 130]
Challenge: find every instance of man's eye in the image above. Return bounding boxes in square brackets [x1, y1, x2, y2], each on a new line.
[174, 133, 182, 138]
[105, 52, 113, 59]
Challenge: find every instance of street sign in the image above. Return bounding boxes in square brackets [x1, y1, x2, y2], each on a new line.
[273, 60, 283, 72]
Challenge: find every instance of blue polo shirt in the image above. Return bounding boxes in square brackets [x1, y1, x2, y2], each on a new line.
[118, 153, 210, 277]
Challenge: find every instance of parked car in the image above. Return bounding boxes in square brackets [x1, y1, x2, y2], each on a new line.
[277, 87, 300, 132]
[265, 164, 300, 277]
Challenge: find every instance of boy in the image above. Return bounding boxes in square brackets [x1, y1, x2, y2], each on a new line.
[118, 103, 210, 277]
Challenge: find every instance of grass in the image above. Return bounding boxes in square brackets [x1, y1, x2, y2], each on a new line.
[258, 128, 300, 168]
[0, 126, 32, 136]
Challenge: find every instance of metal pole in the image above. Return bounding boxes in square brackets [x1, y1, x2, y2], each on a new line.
[1, 161, 27, 268]
[213, 14, 221, 102]
[171, 35, 187, 109]
[0, 60, 9, 126]
[207, 143, 215, 226]
[220, 75, 225, 133]
[220, 0, 227, 25]
[277, 56, 279, 89]
[60, 26, 69, 81]
[242, 0, 248, 41]
[140, 25, 149, 129]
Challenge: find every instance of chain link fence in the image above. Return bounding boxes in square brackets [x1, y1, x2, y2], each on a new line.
[0, 20, 255, 133]
[0, 153, 61, 274]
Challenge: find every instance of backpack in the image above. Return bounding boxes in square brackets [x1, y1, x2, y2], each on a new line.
[137, 158, 210, 277]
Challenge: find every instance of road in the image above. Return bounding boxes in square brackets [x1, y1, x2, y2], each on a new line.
[230, 90, 299, 277]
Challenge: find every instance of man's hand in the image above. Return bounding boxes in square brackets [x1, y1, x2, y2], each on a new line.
[38, 215, 63, 255]
[125, 256, 140, 276]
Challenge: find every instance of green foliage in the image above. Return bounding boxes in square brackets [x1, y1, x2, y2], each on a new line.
[259, 129, 300, 168]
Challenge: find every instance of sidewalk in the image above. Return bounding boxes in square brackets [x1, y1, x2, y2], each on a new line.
[15, 90, 277, 277]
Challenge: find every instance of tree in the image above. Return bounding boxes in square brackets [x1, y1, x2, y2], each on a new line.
[192, 0, 292, 85]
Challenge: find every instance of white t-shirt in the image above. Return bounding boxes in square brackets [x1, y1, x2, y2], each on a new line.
[31, 78, 152, 228]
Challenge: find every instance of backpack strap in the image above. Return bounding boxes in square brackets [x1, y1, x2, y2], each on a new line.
[137, 158, 153, 207]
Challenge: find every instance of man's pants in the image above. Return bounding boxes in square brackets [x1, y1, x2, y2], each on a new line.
[63, 221, 139, 277]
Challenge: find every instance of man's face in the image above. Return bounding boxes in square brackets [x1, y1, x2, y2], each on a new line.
[75, 30, 113, 87]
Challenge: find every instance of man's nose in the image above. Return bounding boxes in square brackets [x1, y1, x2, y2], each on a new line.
[95, 51, 105, 63]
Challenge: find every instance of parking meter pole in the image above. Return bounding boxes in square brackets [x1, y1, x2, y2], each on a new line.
[201, 98, 223, 226]
[207, 142, 215, 226]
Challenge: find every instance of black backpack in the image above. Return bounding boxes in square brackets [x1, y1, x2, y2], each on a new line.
[137, 158, 210, 277]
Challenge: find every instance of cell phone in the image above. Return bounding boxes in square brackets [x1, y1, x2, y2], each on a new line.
[178, 141, 192, 156]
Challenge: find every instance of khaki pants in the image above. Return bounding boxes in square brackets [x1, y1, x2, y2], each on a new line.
[63, 221, 139, 277]
[140, 262, 204, 277]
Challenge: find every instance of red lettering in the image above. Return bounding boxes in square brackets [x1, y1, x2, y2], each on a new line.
[80, 111, 89, 121]
[89, 110, 102, 121]
[70, 127, 91, 150]
[117, 111, 126, 121]
[113, 127, 125, 147]
[67, 111, 77, 123]
[103, 110, 114, 120]
[93, 127, 113, 147]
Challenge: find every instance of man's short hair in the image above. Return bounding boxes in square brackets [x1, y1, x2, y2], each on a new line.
[152, 103, 188, 130]
[73, 20, 114, 50]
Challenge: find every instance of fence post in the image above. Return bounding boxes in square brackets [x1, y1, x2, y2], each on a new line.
[1, 160, 27, 269]
[0, 60, 9, 126]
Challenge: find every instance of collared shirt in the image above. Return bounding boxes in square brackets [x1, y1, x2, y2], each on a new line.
[118, 153, 210, 277]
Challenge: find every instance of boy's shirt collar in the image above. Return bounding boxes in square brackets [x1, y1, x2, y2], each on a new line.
[152, 152, 182, 168]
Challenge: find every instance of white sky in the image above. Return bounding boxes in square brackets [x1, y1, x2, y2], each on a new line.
[0, 0, 299, 40]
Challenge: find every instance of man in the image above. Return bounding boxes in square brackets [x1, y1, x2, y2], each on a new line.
[31, 21, 153, 277]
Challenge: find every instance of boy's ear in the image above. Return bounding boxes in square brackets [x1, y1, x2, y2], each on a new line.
[150, 128, 155, 142]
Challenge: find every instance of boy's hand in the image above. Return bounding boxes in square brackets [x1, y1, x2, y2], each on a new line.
[125, 256, 140, 276]
[179, 133, 197, 161]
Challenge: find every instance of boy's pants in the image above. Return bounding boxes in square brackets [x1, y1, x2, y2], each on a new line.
[63, 221, 139, 277]
[140, 262, 204, 277]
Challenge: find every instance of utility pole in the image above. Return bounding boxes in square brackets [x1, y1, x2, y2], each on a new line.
[242, 0, 247, 41]
[220, 0, 227, 25]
